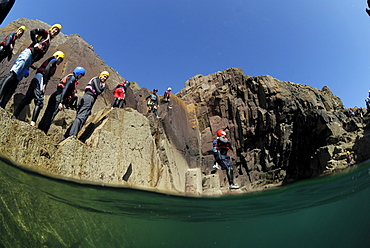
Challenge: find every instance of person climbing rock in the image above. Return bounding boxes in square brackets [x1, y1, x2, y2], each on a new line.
[38, 66, 85, 134]
[146, 88, 160, 118]
[0, 24, 62, 109]
[214, 129, 239, 189]
[12, 51, 65, 126]
[63, 70, 109, 139]
[0, 25, 26, 63]
[161, 87, 172, 109]
[111, 81, 130, 109]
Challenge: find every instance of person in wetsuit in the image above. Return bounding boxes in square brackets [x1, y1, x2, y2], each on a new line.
[111, 81, 130, 108]
[161, 87, 172, 109]
[63, 70, 109, 139]
[214, 129, 240, 189]
[12, 51, 65, 126]
[0, 25, 25, 63]
[38, 66, 85, 134]
[146, 88, 160, 118]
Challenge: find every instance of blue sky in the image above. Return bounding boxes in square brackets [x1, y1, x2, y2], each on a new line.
[2, 0, 370, 108]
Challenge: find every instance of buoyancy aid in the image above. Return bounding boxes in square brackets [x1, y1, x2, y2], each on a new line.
[84, 77, 104, 97]
[37, 57, 57, 75]
[113, 84, 125, 99]
[216, 138, 232, 150]
[149, 93, 157, 101]
[0, 32, 16, 47]
[58, 74, 75, 88]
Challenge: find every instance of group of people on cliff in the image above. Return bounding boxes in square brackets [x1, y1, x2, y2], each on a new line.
[0, 24, 174, 136]
[0, 24, 115, 139]
[0, 24, 238, 190]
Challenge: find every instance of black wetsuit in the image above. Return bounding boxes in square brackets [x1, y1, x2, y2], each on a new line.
[215, 137, 235, 186]
[38, 74, 78, 134]
[64, 76, 105, 138]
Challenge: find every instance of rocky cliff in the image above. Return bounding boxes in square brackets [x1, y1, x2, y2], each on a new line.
[177, 68, 370, 190]
[1, 19, 369, 196]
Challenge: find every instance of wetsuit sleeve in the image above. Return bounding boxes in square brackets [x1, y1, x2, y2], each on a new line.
[43, 59, 57, 84]
[92, 77, 105, 95]
[30, 28, 46, 44]
[60, 76, 76, 103]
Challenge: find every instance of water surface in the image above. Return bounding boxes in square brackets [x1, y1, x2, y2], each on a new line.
[1, 158, 369, 247]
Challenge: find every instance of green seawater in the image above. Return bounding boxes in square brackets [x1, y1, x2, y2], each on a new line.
[1, 158, 370, 248]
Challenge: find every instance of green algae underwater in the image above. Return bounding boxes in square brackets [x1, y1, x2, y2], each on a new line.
[1, 157, 370, 248]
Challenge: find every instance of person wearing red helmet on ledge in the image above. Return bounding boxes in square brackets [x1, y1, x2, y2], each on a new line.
[214, 129, 239, 189]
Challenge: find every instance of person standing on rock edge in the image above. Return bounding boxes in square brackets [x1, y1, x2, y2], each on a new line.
[0, 24, 62, 109]
[111, 81, 130, 109]
[12, 51, 65, 126]
[161, 87, 172, 109]
[346, 151, 354, 166]
[38, 66, 86, 134]
[146, 88, 160, 118]
[0, 25, 26, 63]
[63, 70, 109, 139]
[214, 129, 239, 189]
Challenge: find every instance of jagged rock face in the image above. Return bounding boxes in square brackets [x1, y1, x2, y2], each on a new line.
[178, 68, 369, 187]
[0, 108, 189, 194]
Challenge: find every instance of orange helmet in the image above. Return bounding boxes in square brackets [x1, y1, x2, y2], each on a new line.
[216, 129, 226, 137]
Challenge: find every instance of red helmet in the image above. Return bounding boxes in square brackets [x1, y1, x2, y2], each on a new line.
[216, 129, 226, 137]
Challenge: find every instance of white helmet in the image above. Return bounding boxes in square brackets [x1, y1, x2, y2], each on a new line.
[167, 87, 172, 91]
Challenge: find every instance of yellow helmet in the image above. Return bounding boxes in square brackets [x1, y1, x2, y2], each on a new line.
[49, 24, 62, 32]
[17, 26, 26, 32]
[100, 71, 110, 77]
[346, 151, 351, 155]
[52, 51, 65, 60]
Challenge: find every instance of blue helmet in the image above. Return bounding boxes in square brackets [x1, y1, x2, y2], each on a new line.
[73, 66, 86, 77]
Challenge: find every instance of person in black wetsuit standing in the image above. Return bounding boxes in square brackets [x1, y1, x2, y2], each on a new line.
[63, 70, 109, 139]
[0, 25, 25, 63]
[38, 66, 86, 134]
